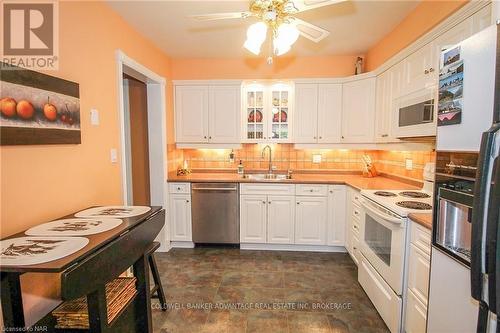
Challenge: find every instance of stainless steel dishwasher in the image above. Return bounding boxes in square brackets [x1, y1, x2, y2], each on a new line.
[191, 183, 239, 244]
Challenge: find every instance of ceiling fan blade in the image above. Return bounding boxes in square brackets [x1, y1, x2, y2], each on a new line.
[291, 18, 330, 43]
[189, 11, 252, 21]
[286, 0, 347, 13]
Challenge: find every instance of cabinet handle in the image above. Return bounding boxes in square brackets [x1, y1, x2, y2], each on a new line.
[209, 136, 212, 139]
[429, 67, 435, 73]
[329, 190, 334, 194]
[262, 201, 266, 204]
[186, 200, 190, 203]
[319, 136, 322, 139]
[353, 246, 357, 250]
[177, 187, 181, 190]
[268, 201, 271, 204]
[313, 136, 317, 139]
[354, 211, 359, 215]
[309, 189, 314, 192]
[341, 136, 345, 139]
[296, 202, 300, 205]
[353, 225, 358, 230]
[382, 134, 388, 137]
[424, 69, 429, 74]
[204, 136, 207, 139]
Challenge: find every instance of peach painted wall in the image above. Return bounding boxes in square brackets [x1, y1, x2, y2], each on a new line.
[0, 1, 173, 326]
[171, 55, 361, 80]
[365, 0, 468, 71]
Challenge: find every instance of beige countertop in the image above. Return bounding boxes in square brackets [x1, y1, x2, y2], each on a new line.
[168, 172, 421, 191]
[408, 213, 433, 230]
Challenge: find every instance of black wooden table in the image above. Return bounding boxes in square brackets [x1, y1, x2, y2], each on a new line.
[0, 206, 165, 333]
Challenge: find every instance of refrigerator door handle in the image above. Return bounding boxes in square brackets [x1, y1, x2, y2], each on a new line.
[472, 131, 495, 300]
[487, 155, 500, 315]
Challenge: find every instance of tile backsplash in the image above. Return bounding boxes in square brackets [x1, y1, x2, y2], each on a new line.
[176, 144, 436, 181]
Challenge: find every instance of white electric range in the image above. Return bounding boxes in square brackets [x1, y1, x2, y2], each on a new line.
[357, 176, 434, 333]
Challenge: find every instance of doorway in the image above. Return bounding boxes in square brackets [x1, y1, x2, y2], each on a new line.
[116, 50, 169, 251]
[123, 74, 151, 206]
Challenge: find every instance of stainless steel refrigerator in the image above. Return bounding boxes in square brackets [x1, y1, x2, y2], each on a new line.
[427, 23, 500, 333]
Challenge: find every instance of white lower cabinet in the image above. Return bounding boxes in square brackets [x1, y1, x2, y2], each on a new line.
[267, 196, 295, 244]
[346, 186, 361, 264]
[240, 184, 344, 247]
[169, 194, 192, 241]
[405, 290, 428, 333]
[295, 196, 328, 245]
[404, 220, 432, 332]
[240, 195, 268, 243]
[327, 185, 346, 246]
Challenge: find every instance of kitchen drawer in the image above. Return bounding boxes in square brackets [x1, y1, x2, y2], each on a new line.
[358, 257, 402, 333]
[351, 191, 362, 207]
[240, 183, 295, 195]
[169, 182, 191, 194]
[407, 243, 430, 306]
[410, 221, 431, 255]
[351, 220, 360, 237]
[352, 205, 362, 220]
[405, 289, 428, 333]
[296, 184, 328, 196]
[352, 233, 361, 265]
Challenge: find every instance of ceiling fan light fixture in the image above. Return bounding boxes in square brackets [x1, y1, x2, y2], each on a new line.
[276, 23, 299, 46]
[244, 38, 263, 55]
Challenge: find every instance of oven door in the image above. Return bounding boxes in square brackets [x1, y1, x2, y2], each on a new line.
[359, 198, 407, 295]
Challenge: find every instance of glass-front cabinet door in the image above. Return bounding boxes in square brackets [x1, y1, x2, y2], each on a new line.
[245, 85, 265, 140]
[242, 82, 293, 142]
[269, 84, 291, 141]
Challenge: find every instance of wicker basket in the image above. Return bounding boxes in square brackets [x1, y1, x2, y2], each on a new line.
[52, 277, 137, 329]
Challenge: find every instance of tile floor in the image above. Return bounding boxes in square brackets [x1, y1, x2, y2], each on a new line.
[151, 248, 389, 333]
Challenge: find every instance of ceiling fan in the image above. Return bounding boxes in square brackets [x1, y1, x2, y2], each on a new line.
[190, 0, 347, 60]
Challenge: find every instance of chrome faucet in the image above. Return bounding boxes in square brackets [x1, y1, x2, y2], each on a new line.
[262, 145, 273, 174]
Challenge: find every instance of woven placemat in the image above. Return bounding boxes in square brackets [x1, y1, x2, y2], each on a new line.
[52, 277, 137, 329]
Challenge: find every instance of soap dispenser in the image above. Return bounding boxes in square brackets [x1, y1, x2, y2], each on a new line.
[237, 160, 244, 175]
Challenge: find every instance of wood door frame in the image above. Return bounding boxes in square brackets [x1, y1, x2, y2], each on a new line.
[116, 50, 169, 252]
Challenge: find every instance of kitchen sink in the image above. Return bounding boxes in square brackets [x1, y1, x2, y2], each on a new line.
[242, 173, 291, 181]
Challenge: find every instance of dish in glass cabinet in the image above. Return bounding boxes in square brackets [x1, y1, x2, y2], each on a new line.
[0, 236, 89, 265]
[273, 111, 287, 123]
[74, 206, 151, 218]
[25, 218, 122, 236]
[248, 110, 263, 123]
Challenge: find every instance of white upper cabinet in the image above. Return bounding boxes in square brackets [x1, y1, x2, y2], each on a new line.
[175, 83, 241, 144]
[472, 3, 492, 34]
[208, 85, 241, 143]
[341, 77, 376, 143]
[242, 82, 293, 143]
[175, 85, 209, 143]
[318, 84, 343, 143]
[294, 83, 319, 143]
[375, 62, 403, 142]
[402, 42, 436, 96]
[294, 83, 342, 144]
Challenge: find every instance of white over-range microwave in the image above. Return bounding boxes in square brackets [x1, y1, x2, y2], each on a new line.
[392, 87, 437, 138]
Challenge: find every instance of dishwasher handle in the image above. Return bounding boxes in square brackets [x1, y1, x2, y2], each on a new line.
[192, 187, 237, 191]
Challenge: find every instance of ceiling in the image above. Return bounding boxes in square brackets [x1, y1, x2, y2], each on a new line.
[107, 0, 420, 58]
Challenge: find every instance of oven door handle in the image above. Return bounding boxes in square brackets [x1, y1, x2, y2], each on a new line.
[360, 199, 404, 225]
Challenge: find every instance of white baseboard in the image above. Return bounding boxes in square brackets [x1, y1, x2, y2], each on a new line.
[170, 241, 195, 248]
[240, 243, 347, 253]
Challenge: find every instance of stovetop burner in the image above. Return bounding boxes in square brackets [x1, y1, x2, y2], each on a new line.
[399, 191, 431, 198]
[374, 191, 397, 197]
[396, 201, 432, 210]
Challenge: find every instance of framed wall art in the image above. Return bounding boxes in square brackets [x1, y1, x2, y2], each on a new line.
[0, 63, 81, 145]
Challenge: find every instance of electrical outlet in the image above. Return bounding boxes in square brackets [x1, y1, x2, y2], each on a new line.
[110, 148, 118, 163]
[405, 158, 413, 170]
[90, 108, 99, 125]
[313, 154, 322, 164]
